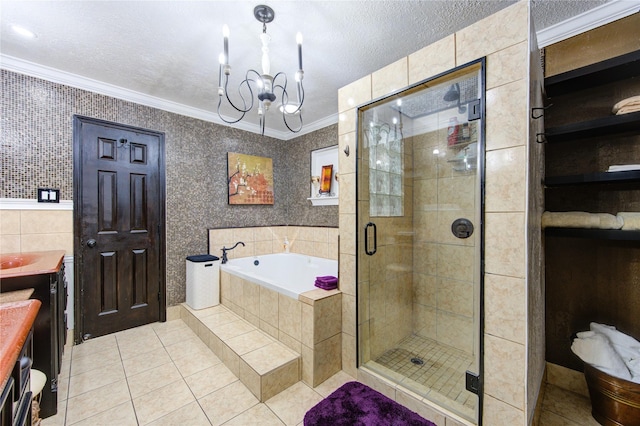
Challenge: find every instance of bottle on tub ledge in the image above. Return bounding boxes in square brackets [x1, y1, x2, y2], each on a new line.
[283, 236, 290, 253]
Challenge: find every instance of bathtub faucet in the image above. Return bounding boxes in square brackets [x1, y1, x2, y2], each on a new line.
[221, 241, 245, 264]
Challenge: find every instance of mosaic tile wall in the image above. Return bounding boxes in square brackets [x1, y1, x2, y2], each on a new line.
[0, 70, 338, 305]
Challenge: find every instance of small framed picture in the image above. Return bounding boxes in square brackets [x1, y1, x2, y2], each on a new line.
[320, 165, 333, 194]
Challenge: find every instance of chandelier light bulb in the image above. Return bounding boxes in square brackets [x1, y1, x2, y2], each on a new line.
[222, 25, 230, 65]
[215, 5, 305, 135]
[296, 32, 303, 70]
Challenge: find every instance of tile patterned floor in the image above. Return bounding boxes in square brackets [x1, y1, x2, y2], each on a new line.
[369, 334, 477, 419]
[40, 319, 355, 426]
[539, 384, 599, 426]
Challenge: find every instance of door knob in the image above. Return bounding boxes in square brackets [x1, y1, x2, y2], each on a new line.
[86, 239, 97, 248]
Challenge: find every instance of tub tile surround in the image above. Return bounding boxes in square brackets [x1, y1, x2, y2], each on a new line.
[339, 1, 543, 424]
[208, 225, 338, 261]
[220, 268, 342, 388]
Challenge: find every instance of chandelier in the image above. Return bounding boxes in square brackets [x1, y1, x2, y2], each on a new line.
[217, 5, 305, 135]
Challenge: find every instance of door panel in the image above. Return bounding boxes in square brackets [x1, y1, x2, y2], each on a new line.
[74, 116, 165, 341]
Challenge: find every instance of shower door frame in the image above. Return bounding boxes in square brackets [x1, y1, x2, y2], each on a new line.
[355, 58, 487, 424]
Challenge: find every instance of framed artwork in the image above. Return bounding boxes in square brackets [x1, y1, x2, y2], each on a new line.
[320, 164, 333, 194]
[227, 152, 274, 205]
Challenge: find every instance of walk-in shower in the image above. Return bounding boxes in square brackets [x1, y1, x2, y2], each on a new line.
[357, 61, 485, 423]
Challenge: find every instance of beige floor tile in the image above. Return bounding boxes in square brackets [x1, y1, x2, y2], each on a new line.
[265, 382, 324, 426]
[165, 336, 213, 360]
[185, 363, 239, 399]
[200, 311, 241, 329]
[222, 403, 285, 425]
[539, 409, 582, 426]
[114, 323, 157, 342]
[122, 347, 172, 377]
[127, 362, 183, 399]
[69, 401, 138, 426]
[57, 372, 70, 400]
[173, 349, 223, 376]
[70, 346, 122, 376]
[65, 379, 131, 425]
[151, 318, 193, 332]
[212, 319, 256, 341]
[312, 370, 355, 397]
[117, 334, 164, 360]
[68, 360, 125, 398]
[147, 401, 212, 426]
[133, 379, 195, 425]
[70, 334, 117, 358]
[542, 385, 599, 426]
[188, 304, 229, 319]
[199, 381, 259, 426]
[156, 324, 198, 346]
[226, 329, 275, 355]
[242, 343, 299, 375]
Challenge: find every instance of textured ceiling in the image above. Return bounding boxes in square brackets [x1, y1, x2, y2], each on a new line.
[0, 0, 613, 138]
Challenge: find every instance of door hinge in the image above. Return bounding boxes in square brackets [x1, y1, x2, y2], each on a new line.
[468, 99, 481, 121]
[466, 370, 480, 395]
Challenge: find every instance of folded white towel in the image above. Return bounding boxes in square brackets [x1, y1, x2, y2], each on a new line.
[571, 331, 632, 381]
[618, 212, 640, 231]
[541, 211, 623, 229]
[608, 164, 640, 172]
[613, 95, 640, 115]
[590, 322, 640, 383]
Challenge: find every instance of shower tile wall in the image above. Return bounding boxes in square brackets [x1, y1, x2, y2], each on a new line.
[0, 70, 338, 306]
[339, 2, 544, 424]
[412, 127, 477, 355]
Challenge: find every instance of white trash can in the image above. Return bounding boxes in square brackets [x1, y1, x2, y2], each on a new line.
[186, 254, 220, 309]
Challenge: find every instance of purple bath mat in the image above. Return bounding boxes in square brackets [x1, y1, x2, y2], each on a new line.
[304, 381, 437, 426]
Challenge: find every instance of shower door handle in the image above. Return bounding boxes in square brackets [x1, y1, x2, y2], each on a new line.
[365, 222, 377, 256]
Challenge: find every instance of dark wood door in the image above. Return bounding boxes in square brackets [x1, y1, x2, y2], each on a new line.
[74, 116, 165, 342]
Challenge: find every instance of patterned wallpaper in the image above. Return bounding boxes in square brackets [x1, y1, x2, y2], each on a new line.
[0, 70, 338, 304]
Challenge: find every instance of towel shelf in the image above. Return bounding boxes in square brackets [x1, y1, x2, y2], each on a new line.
[544, 50, 640, 97]
[543, 111, 640, 144]
[545, 228, 640, 241]
[545, 170, 640, 187]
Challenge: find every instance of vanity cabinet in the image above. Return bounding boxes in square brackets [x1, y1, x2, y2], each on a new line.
[0, 300, 40, 426]
[543, 50, 640, 370]
[1, 258, 67, 419]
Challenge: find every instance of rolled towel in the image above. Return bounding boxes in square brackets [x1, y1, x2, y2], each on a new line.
[613, 95, 640, 115]
[618, 212, 640, 231]
[541, 211, 623, 229]
[571, 331, 632, 381]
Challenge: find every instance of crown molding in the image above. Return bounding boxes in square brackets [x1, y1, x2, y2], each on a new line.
[536, 0, 639, 48]
[2, 1, 635, 139]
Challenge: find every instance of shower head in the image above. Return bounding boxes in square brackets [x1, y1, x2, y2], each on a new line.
[444, 83, 467, 114]
[443, 83, 460, 102]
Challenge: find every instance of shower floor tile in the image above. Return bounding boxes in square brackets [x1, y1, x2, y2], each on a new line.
[368, 334, 477, 419]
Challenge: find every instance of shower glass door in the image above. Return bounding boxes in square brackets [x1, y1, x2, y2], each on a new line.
[357, 62, 484, 423]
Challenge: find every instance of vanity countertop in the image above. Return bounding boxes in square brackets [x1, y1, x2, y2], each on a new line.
[0, 299, 41, 389]
[0, 250, 65, 279]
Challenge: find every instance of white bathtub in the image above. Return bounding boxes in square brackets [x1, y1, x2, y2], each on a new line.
[220, 253, 338, 299]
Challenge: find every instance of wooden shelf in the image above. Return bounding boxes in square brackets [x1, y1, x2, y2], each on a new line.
[545, 50, 640, 97]
[544, 111, 640, 143]
[545, 227, 640, 241]
[545, 170, 640, 187]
